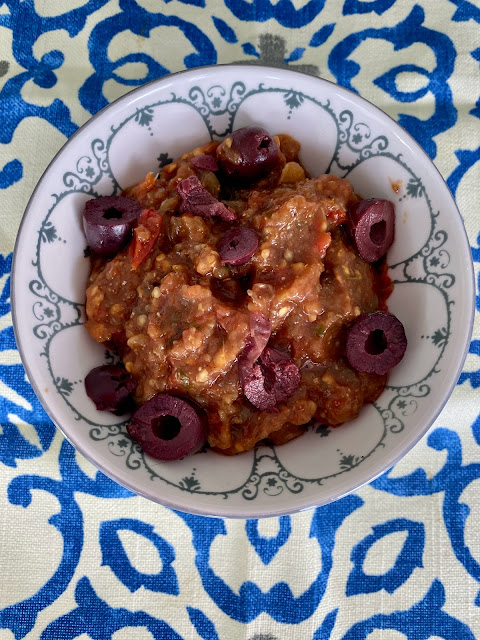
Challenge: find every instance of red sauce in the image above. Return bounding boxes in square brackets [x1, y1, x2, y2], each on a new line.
[85, 135, 392, 454]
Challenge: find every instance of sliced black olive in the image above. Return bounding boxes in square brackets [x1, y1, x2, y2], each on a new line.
[176, 175, 235, 221]
[85, 364, 136, 415]
[346, 311, 407, 375]
[238, 337, 300, 412]
[217, 227, 258, 265]
[127, 394, 207, 461]
[347, 199, 395, 262]
[216, 126, 280, 181]
[83, 195, 141, 257]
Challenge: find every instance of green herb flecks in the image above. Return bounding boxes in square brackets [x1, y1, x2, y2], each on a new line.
[178, 371, 190, 387]
[315, 324, 326, 338]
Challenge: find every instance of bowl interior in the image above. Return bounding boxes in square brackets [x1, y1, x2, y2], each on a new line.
[12, 65, 474, 517]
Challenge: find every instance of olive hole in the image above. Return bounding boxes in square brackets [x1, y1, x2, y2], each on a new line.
[365, 329, 388, 355]
[260, 360, 276, 394]
[103, 207, 123, 220]
[153, 415, 181, 440]
[229, 239, 240, 249]
[258, 137, 270, 149]
[370, 220, 386, 245]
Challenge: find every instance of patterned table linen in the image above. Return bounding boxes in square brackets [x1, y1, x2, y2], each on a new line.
[1, 1, 480, 638]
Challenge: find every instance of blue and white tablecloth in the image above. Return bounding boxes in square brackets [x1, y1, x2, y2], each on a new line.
[1, 1, 480, 638]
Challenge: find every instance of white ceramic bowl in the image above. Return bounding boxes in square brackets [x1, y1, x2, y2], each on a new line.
[12, 65, 474, 518]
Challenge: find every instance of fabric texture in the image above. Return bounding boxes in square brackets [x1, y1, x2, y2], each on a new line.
[1, 0, 479, 637]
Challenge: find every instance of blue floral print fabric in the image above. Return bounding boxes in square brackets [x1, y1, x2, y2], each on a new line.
[0, 1, 479, 637]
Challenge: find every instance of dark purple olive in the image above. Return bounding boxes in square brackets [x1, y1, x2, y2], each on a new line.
[127, 394, 207, 461]
[239, 313, 272, 368]
[249, 312, 272, 360]
[85, 364, 136, 415]
[346, 311, 407, 375]
[238, 313, 272, 408]
[239, 345, 300, 411]
[217, 228, 258, 265]
[83, 195, 141, 257]
[347, 199, 395, 262]
[210, 273, 252, 304]
[239, 361, 271, 410]
[177, 176, 235, 221]
[216, 126, 280, 181]
[191, 154, 219, 172]
[260, 348, 301, 405]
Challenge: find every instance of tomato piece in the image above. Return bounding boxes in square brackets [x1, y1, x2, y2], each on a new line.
[314, 230, 331, 258]
[373, 257, 394, 311]
[129, 208, 163, 269]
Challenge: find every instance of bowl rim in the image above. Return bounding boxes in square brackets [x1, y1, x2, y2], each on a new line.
[11, 63, 476, 518]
